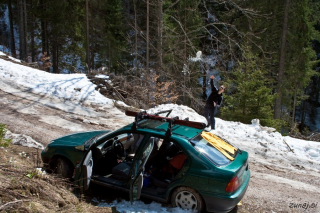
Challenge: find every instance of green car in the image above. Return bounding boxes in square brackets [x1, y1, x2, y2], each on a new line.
[41, 110, 250, 213]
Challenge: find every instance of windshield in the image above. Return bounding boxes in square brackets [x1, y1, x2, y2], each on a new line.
[190, 134, 238, 166]
[84, 131, 112, 149]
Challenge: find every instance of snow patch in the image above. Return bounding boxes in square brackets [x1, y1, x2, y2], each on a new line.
[93, 199, 196, 213]
[5, 130, 44, 149]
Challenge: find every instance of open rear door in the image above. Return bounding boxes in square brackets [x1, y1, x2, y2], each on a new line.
[129, 137, 154, 203]
[82, 150, 93, 191]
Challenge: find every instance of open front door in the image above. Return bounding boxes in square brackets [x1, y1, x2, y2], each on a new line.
[129, 137, 154, 203]
[82, 150, 93, 191]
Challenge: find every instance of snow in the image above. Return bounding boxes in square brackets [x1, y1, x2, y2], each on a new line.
[5, 130, 44, 149]
[189, 51, 202, 62]
[93, 199, 195, 213]
[0, 56, 114, 106]
[147, 104, 207, 124]
[1, 51, 320, 212]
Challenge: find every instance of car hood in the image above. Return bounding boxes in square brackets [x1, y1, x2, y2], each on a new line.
[48, 130, 110, 147]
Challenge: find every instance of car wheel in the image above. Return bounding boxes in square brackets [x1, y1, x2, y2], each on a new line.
[228, 205, 238, 213]
[171, 186, 204, 212]
[54, 158, 73, 179]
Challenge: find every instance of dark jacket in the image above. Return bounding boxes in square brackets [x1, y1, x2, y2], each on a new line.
[206, 79, 223, 108]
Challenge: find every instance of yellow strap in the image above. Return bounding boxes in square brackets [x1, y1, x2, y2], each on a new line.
[201, 132, 237, 161]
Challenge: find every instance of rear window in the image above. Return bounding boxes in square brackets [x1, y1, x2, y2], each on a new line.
[190, 134, 238, 166]
[138, 120, 166, 129]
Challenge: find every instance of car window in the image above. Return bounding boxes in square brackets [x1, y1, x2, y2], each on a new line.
[132, 138, 154, 175]
[127, 134, 145, 154]
[116, 133, 134, 150]
[138, 120, 165, 129]
[190, 134, 237, 166]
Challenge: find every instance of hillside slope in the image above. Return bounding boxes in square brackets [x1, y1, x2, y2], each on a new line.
[0, 55, 320, 212]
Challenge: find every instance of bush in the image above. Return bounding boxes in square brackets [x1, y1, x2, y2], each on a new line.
[0, 124, 11, 147]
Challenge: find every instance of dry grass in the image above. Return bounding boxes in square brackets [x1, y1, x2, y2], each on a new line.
[0, 145, 113, 213]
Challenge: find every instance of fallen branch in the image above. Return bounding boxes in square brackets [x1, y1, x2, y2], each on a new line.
[105, 81, 126, 102]
[308, 132, 320, 141]
[264, 165, 285, 173]
[0, 200, 30, 211]
[283, 139, 294, 153]
[0, 187, 29, 198]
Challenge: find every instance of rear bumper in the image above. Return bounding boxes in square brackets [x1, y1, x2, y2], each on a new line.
[203, 170, 250, 213]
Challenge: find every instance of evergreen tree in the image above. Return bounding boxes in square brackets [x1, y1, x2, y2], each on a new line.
[297, 0, 320, 132]
[88, 0, 127, 73]
[224, 0, 318, 130]
[278, 0, 317, 128]
[221, 45, 276, 127]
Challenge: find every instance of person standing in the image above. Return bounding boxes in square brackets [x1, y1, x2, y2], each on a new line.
[204, 75, 225, 130]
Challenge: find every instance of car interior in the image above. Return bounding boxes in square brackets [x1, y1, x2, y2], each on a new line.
[90, 132, 188, 195]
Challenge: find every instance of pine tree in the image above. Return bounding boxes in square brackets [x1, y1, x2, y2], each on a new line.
[221, 46, 277, 127]
[224, 0, 318, 130]
[278, 0, 317, 128]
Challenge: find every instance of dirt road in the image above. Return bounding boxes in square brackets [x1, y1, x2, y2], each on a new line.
[0, 85, 319, 213]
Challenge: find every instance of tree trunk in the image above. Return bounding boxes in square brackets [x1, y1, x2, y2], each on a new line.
[40, 0, 48, 54]
[8, 0, 16, 58]
[300, 96, 306, 128]
[146, 0, 149, 75]
[86, 0, 90, 73]
[133, 0, 138, 75]
[90, 44, 95, 71]
[52, 38, 58, 73]
[146, 0, 150, 103]
[30, 0, 35, 61]
[18, 0, 26, 61]
[157, 0, 163, 75]
[274, 0, 290, 119]
[291, 82, 298, 128]
[23, 0, 27, 59]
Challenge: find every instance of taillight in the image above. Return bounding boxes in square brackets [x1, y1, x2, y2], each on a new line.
[225, 176, 239, 192]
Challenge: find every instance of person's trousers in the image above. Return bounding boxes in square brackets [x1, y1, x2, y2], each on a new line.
[204, 105, 216, 130]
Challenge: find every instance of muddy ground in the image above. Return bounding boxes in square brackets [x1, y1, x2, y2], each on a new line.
[0, 87, 319, 213]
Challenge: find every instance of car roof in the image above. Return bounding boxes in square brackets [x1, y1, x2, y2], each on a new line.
[124, 119, 203, 140]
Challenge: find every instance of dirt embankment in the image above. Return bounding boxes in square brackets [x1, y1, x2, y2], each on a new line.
[0, 88, 320, 213]
[0, 144, 116, 213]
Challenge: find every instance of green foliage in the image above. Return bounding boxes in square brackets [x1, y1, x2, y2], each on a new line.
[221, 46, 276, 127]
[0, 124, 11, 147]
[89, 0, 128, 71]
[25, 169, 43, 179]
[215, 0, 318, 130]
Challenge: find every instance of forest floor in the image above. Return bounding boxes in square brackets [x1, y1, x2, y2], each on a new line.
[0, 84, 319, 213]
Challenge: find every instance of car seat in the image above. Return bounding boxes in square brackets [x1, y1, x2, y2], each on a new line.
[111, 162, 132, 181]
[153, 141, 180, 168]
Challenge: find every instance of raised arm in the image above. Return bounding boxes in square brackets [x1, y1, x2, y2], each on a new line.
[210, 75, 218, 92]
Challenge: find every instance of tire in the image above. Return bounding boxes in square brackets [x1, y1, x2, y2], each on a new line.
[54, 158, 73, 179]
[228, 205, 238, 213]
[171, 186, 205, 212]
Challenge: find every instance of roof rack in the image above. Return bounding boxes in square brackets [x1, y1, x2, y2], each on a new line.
[125, 110, 206, 137]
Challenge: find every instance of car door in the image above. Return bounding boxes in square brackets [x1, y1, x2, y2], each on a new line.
[82, 150, 93, 191]
[129, 137, 154, 203]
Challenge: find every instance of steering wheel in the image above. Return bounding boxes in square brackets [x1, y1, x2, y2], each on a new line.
[112, 140, 125, 159]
